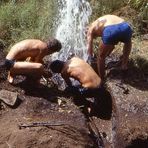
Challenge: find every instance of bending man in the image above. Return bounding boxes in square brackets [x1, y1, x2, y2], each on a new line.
[0, 38, 62, 83]
[50, 57, 102, 97]
[87, 15, 132, 80]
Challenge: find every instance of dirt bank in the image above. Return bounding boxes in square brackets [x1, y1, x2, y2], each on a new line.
[0, 40, 148, 148]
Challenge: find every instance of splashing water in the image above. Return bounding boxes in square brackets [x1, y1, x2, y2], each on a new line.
[51, 0, 92, 90]
[53, 0, 92, 61]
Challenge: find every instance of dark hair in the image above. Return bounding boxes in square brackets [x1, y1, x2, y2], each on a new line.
[47, 38, 62, 52]
[50, 60, 65, 73]
[0, 59, 15, 71]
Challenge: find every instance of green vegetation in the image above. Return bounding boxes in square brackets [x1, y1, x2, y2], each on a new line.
[89, 0, 147, 18]
[0, 0, 58, 51]
[0, 0, 147, 57]
[88, 0, 147, 41]
[89, 0, 147, 32]
[89, 0, 124, 17]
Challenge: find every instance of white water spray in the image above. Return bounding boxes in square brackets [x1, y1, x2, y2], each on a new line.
[53, 0, 92, 61]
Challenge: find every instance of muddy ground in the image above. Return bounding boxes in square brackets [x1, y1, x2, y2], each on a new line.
[0, 48, 110, 148]
[0, 39, 148, 148]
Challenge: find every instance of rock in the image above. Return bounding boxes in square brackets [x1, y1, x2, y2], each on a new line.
[0, 89, 18, 106]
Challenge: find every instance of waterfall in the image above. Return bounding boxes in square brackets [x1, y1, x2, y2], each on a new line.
[51, 0, 92, 90]
[53, 0, 92, 61]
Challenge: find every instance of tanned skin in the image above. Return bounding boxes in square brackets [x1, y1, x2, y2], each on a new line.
[61, 57, 101, 89]
[6, 39, 61, 83]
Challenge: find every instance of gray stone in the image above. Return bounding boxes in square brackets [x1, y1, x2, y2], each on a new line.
[0, 89, 18, 106]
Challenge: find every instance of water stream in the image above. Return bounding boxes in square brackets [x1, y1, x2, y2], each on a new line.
[51, 0, 92, 89]
[53, 0, 92, 61]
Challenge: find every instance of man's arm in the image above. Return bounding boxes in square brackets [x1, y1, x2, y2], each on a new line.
[87, 18, 106, 56]
[87, 28, 94, 56]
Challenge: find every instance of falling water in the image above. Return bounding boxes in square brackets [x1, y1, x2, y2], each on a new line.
[51, 0, 92, 89]
[53, 0, 92, 61]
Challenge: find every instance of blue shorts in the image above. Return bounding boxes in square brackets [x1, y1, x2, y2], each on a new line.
[4, 59, 15, 70]
[102, 22, 132, 45]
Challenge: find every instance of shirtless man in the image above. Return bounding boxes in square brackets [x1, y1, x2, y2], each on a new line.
[0, 38, 62, 83]
[87, 15, 132, 80]
[50, 57, 102, 97]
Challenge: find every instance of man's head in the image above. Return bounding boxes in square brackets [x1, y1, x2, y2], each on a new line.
[47, 38, 62, 53]
[50, 60, 65, 73]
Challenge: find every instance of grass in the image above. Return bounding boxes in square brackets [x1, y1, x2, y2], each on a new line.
[0, 0, 58, 51]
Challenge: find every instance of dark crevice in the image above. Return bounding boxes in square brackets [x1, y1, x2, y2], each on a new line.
[64, 87, 113, 147]
[126, 138, 148, 148]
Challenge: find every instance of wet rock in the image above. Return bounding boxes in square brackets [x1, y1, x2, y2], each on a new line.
[107, 69, 148, 147]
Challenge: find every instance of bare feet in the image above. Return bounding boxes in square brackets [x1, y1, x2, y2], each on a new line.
[7, 72, 14, 83]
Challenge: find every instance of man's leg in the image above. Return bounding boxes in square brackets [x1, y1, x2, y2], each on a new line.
[97, 40, 114, 80]
[7, 71, 14, 83]
[9, 62, 44, 83]
[121, 40, 132, 70]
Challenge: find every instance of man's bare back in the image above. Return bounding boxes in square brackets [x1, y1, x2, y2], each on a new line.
[88, 15, 125, 37]
[64, 57, 101, 88]
[6, 38, 61, 63]
[6, 39, 46, 62]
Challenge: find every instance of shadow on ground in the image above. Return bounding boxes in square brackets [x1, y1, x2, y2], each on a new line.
[13, 78, 64, 103]
[126, 138, 148, 148]
[63, 87, 112, 120]
[106, 56, 148, 91]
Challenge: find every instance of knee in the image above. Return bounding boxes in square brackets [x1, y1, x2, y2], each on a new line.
[36, 63, 43, 69]
[34, 64, 44, 75]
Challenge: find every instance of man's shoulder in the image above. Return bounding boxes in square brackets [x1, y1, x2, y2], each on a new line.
[15, 39, 42, 45]
[11, 39, 44, 51]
